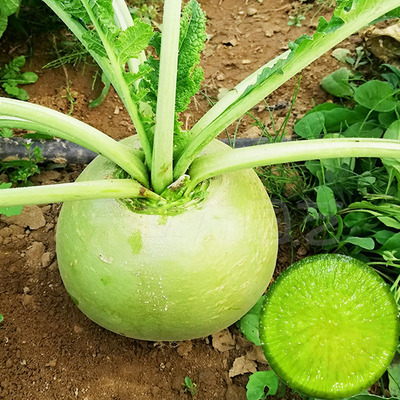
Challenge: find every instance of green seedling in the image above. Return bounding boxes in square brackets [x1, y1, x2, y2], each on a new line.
[0, 56, 38, 100]
[0, 0, 399, 342]
[0, 141, 44, 185]
[288, 14, 306, 28]
[184, 377, 196, 396]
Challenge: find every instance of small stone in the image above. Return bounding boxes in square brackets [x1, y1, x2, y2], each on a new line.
[216, 73, 226, 81]
[242, 59, 251, 65]
[265, 28, 273, 37]
[41, 252, 52, 268]
[73, 325, 83, 334]
[247, 7, 257, 16]
[26, 242, 45, 263]
[0, 227, 12, 238]
[114, 106, 120, 115]
[222, 38, 238, 47]
[228, 355, 257, 377]
[45, 359, 57, 367]
[9, 225, 24, 235]
[23, 287, 30, 294]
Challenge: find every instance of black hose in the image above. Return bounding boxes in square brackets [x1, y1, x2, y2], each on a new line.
[0, 136, 283, 165]
[0, 137, 97, 164]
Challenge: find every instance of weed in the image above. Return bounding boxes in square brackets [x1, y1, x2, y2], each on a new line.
[0, 56, 38, 100]
[184, 377, 197, 396]
[0, 140, 44, 185]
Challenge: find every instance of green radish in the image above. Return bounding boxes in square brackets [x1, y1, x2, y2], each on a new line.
[57, 137, 278, 340]
[260, 254, 400, 399]
[0, 0, 400, 342]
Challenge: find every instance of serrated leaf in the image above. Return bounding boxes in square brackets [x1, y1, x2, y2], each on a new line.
[143, 0, 206, 117]
[0, 127, 13, 137]
[124, 64, 153, 87]
[82, 30, 108, 59]
[114, 21, 153, 66]
[175, 0, 206, 112]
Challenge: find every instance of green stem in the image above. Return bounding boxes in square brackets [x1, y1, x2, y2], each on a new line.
[0, 179, 160, 208]
[174, 1, 399, 179]
[151, 0, 182, 194]
[188, 138, 400, 189]
[189, 50, 290, 138]
[80, 0, 153, 166]
[0, 98, 149, 187]
[0, 117, 144, 160]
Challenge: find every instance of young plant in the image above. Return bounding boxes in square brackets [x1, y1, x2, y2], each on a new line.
[0, 0, 400, 342]
[184, 377, 197, 396]
[0, 56, 38, 100]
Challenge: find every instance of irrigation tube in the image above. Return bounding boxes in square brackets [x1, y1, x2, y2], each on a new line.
[0, 137, 276, 164]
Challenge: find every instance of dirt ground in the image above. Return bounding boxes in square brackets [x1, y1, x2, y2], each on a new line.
[0, 0, 352, 398]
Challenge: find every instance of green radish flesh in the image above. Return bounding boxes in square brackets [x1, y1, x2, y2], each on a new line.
[260, 254, 400, 399]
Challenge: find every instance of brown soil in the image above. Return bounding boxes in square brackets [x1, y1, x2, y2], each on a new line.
[0, 1, 356, 399]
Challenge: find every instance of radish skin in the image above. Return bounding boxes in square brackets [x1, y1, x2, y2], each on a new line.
[56, 136, 278, 340]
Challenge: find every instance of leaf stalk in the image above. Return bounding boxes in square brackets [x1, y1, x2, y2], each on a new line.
[188, 138, 400, 189]
[0, 179, 160, 208]
[0, 98, 149, 187]
[151, 0, 182, 194]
